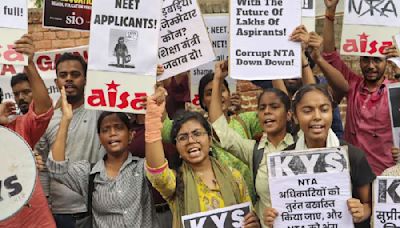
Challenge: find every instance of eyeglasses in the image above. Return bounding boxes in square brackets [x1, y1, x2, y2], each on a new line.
[176, 129, 208, 144]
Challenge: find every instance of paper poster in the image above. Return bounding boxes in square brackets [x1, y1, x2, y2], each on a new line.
[388, 83, 400, 148]
[267, 147, 354, 228]
[302, 0, 315, 17]
[302, 17, 315, 32]
[340, 25, 400, 57]
[43, 0, 92, 31]
[189, 14, 236, 108]
[88, 0, 162, 75]
[181, 202, 251, 228]
[0, 126, 36, 221]
[344, 0, 400, 27]
[0, 0, 28, 30]
[229, 0, 302, 80]
[0, 0, 28, 66]
[0, 46, 88, 105]
[373, 176, 400, 228]
[157, 0, 215, 81]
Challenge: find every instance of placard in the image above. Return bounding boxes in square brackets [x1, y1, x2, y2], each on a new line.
[0, 46, 88, 105]
[340, 25, 400, 57]
[43, 0, 92, 31]
[267, 147, 354, 228]
[344, 0, 400, 27]
[88, 0, 162, 75]
[388, 83, 400, 148]
[157, 0, 215, 81]
[0, 126, 36, 221]
[181, 202, 251, 228]
[229, 0, 302, 80]
[0, 0, 28, 66]
[373, 176, 400, 228]
[189, 14, 236, 107]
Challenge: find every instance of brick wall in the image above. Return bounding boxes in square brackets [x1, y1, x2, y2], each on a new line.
[29, 7, 397, 124]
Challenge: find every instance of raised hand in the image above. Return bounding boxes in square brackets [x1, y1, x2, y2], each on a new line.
[309, 32, 324, 62]
[0, 101, 16, 125]
[14, 34, 35, 63]
[324, 0, 339, 10]
[290, 25, 309, 50]
[60, 86, 73, 121]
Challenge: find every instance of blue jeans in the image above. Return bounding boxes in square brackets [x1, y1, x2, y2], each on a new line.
[53, 213, 91, 228]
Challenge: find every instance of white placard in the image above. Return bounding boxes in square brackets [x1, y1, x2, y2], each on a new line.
[88, 0, 162, 75]
[268, 147, 354, 228]
[302, 0, 316, 17]
[0, 0, 28, 30]
[344, 0, 400, 27]
[230, 0, 302, 80]
[340, 25, 400, 57]
[158, 0, 215, 81]
[388, 83, 400, 148]
[0, 28, 27, 66]
[181, 202, 251, 228]
[0, 46, 88, 105]
[302, 16, 315, 32]
[189, 14, 236, 107]
[373, 176, 400, 228]
[0, 126, 36, 221]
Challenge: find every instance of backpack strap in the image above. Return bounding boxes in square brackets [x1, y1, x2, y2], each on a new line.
[232, 115, 251, 139]
[252, 142, 264, 200]
[87, 163, 96, 228]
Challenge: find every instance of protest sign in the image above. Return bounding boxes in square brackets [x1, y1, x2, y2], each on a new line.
[85, 0, 161, 113]
[343, 0, 400, 27]
[267, 147, 354, 228]
[302, 17, 315, 32]
[0, 0, 28, 66]
[88, 0, 162, 75]
[0, 46, 88, 107]
[388, 83, 400, 148]
[158, 0, 215, 81]
[43, 0, 92, 31]
[181, 202, 251, 228]
[0, 126, 36, 221]
[340, 25, 400, 57]
[189, 14, 236, 108]
[302, 0, 315, 17]
[373, 176, 400, 228]
[230, 0, 302, 80]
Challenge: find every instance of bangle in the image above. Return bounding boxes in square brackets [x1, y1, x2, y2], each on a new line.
[325, 14, 335, 22]
[302, 63, 309, 69]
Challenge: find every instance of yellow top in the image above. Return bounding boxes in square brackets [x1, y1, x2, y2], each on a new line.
[145, 161, 251, 212]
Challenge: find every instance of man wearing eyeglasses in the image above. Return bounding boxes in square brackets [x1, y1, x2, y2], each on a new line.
[321, 0, 399, 177]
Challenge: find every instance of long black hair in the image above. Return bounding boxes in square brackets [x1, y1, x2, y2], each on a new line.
[198, 72, 230, 111]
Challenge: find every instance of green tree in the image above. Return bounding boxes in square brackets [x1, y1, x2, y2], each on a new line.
[34, 0, 43, 8]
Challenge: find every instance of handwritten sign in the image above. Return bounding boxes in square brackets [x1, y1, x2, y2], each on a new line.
[189, 14, 236, 107]
[340, 25, 399, 57]
[181, 202, 251, 228]
[344, 0, 400, 27]
[0, 46, 88, 105]
[267, 147, 354, 228]
[157, 0, 215, 81]
[88, 0, 162, 75]
[388, 83, 400, 148]
[0, 126, 36, 221]
[230, 0, 301, 80]
[0, 0, 27, 66]
[43, 0, 92, 31]
[373, 176, 400, 228]
[85, 0, 161, 113]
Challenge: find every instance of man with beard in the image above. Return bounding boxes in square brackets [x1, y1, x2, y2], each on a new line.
[0, 34, 55, 228]
[11, 73, 32, 114]
[321, 0, 399, 176]
[35, 53, 103, 228]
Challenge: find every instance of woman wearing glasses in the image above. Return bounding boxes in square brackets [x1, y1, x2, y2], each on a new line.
[145, 88, 260, 228]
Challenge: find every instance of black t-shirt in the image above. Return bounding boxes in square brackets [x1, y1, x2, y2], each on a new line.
[284, 140, 376, 228]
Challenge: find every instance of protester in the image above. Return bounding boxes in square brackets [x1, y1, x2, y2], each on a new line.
[35, 53, 103, 228]
[10, 73, 32, 115]
[209, 62, 293, 228]
[0, 34, 55, 228]
[145, 87, 260, 228]
[263, 84, 376, 228]
[47, 87, 158, 228]
[321, 0, 399, 175]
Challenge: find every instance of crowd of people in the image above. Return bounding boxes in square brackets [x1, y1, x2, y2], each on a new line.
[0, 0, 399, 227]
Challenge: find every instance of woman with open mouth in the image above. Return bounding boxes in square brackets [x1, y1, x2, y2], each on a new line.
[263, 84, 376, 228]
[47, 87, 158, 228]
[145, 87, 260, 228]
